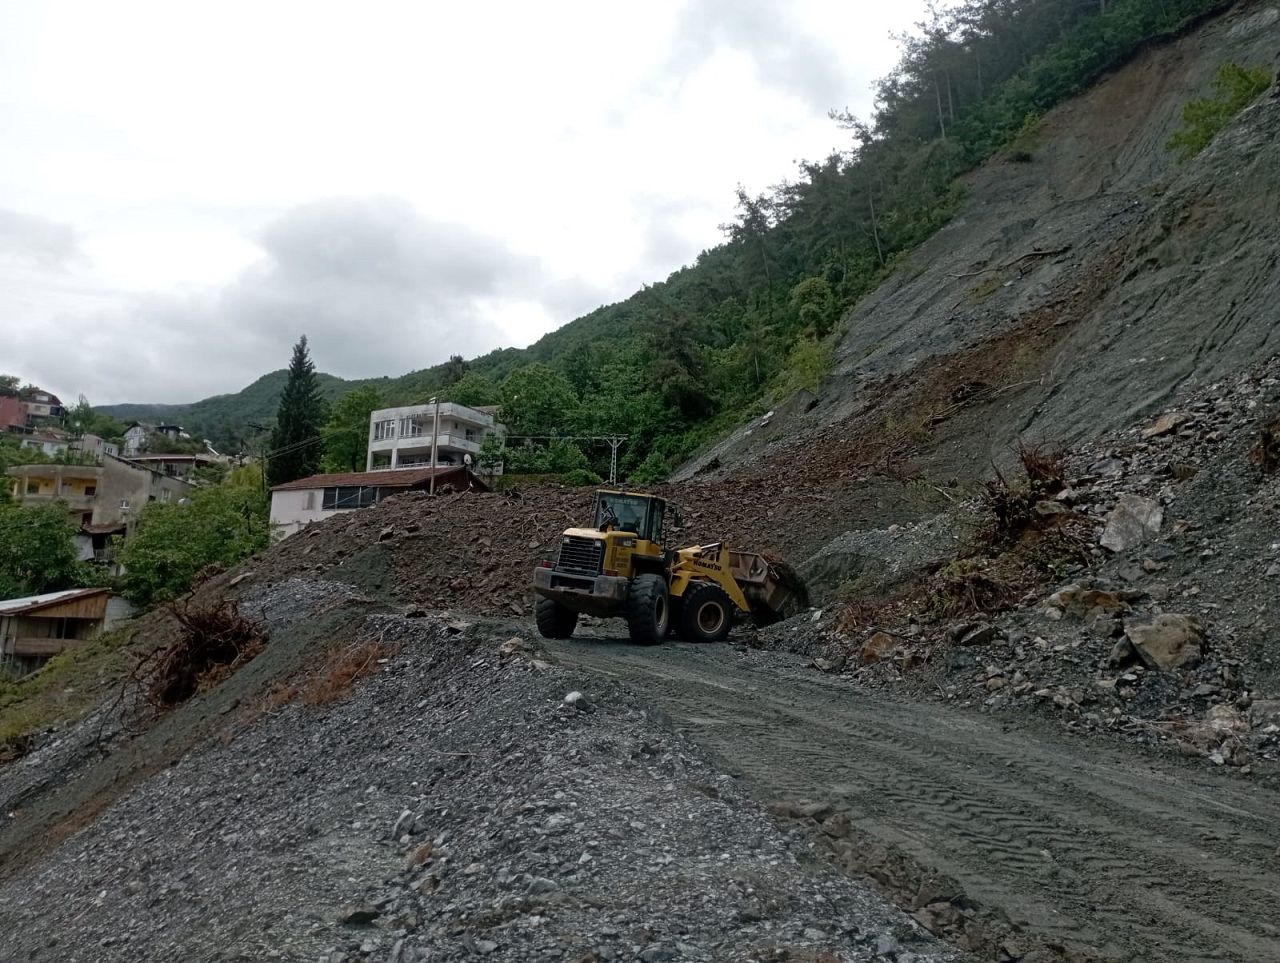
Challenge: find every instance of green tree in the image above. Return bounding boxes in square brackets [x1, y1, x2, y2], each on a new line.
[476, 433, 506, 474]
[0, 502, 87, 597]
[501, 363, 580, 437]
[322, 385, 384, 473]
[1167, 62, 1273, 161]
[789, 277, 838, 336]
[441, 353, 468, 386]
[443, 372, 502, 408]
[116, 486, 270, 606]
[0, 374, 18, 395]
[267, 336, 329, 487]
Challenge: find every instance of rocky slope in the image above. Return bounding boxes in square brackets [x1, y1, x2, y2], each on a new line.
[0, 582, 959, 963]
[681, 2, 1280, 483]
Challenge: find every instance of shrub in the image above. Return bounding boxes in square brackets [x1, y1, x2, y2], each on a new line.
[1167, 62, 1273, 161]
[117, 486, 270, 607]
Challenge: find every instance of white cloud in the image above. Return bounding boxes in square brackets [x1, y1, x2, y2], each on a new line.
[0, 0, 929, 403]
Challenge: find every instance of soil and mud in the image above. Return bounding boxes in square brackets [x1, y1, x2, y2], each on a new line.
[548, 635, 1280, 962]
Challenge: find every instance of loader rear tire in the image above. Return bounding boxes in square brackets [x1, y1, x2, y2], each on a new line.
[626, 574, 669, 645]
[535, 597, 578, 639]
[679, 582, 734, 644]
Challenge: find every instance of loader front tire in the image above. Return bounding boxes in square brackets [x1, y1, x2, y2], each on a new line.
[626, 574, 670, 645]
[679, 582, 734, 644]
[535, 597, 578, 639]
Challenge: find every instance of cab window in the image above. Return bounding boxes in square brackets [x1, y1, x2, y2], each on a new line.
[596, 494, 663, 541]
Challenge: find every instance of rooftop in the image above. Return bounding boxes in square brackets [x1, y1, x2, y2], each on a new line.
[271, 466, 480, 492]
[0, 587, 108, 616]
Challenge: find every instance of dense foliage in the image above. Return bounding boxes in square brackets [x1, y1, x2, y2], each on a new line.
[116, 485, 271, 606]
[1167, 61, 1273, 160]
[322, 385, 384, 473]
[266, 336, 329, 486]
[102, 0, 1231, 480]
[0, 502, 87, 597]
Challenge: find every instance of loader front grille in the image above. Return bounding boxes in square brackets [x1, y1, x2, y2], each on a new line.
[556, 536, 603, 577]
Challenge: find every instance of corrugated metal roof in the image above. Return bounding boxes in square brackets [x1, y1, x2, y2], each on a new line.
[0, 587, 109, 615]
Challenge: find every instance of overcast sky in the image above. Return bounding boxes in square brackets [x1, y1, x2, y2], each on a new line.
[0, 0, 928, 405]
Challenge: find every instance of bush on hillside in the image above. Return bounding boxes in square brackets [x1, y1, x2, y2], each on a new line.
[0, 502, 89, 597]
[117, 486, 270, 607]
[1168, 62, 1273, 161]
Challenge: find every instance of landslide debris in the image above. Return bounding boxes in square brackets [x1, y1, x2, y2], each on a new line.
[0, 579, 961, 963]
[793, 354, 1280, 773]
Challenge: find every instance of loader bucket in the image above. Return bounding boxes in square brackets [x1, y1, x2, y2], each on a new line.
[729, 551, 809, 625]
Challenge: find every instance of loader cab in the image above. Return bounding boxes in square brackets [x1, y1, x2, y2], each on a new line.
[595, 491, 666, 546]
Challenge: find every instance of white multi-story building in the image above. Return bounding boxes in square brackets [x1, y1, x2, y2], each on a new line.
[366, 402, 503, 472]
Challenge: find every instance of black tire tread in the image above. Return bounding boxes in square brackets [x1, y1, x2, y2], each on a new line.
[678, 582, 735, 644]
[535, 596, 578, 639]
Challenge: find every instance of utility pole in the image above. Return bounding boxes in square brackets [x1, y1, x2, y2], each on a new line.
[607, 436, 625, 485]
[429, 397, 441, 495]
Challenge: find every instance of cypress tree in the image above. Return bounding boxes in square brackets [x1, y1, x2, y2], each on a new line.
[266, 335, 328, 487]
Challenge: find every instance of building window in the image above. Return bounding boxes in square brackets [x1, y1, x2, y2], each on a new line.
[322, 486, 380, 510]
[84, 485, 96, 496]
[400, 417, 424, 438]
[26, 482, 38, 494]
[373, 420, 396, 441]
[304, 490, 316, 510]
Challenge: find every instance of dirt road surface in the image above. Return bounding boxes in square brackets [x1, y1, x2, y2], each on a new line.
[549, 637, 1280, 962]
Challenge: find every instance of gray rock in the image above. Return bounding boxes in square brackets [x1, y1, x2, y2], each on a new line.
[339, 904, 380, 926]
[525, 876, 559, 895]
[392, 809, 415, 839]
[1100, 495, 1163, 553]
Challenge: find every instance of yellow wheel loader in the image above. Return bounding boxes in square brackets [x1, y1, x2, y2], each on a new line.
[532, 490, 806, 644]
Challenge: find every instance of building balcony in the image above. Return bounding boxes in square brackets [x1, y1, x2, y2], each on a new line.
[17, 491, 95, 510]
[369, 432, 483, 456]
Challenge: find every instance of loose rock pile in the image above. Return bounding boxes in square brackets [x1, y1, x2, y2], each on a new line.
[813, 355, 1280, 772]
[0, 581, 959, 963]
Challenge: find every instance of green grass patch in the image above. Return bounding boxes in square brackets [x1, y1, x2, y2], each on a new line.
[0, 627, 138, 751]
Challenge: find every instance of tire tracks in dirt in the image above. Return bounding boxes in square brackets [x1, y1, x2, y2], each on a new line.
[550, 639, 1280, 962]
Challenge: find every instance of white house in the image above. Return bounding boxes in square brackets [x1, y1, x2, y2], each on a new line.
[122, 424, 149, 456]
[366, 402, 503, 472]
[20, 432, 70, 457]
[269, 466, 487, 539]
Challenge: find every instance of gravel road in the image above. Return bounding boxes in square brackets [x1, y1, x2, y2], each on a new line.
[548, 637, 1280, 962]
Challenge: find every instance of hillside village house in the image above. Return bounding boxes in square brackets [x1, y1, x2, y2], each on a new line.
[269, 466, 486, 538]
[6, 454, 193, 567]
[366, 402, 503, 471]
[72, 433, 120, 460]
[0, 386, 64, 435]
[20, 388, 63, 422]
[122, 424, 149, 456]
[0, 587, 132, 677]
[126, 453, 218, 480]
[0, 396, 26, 432]
[122, 423, 194, 457]
[20, 431, 71, 457]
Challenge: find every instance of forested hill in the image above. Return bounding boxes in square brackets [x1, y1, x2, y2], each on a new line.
[103, 0, 1245, 478]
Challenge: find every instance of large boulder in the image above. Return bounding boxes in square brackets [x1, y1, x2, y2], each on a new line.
[1124, 614, 1205, 671]
[799, 511, 968, 600]
[1100, 495, 1164, 553]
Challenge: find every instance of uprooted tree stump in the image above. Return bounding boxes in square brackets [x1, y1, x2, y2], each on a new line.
[983, 440, 1069, 543]
[144, 599, 265, 710]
